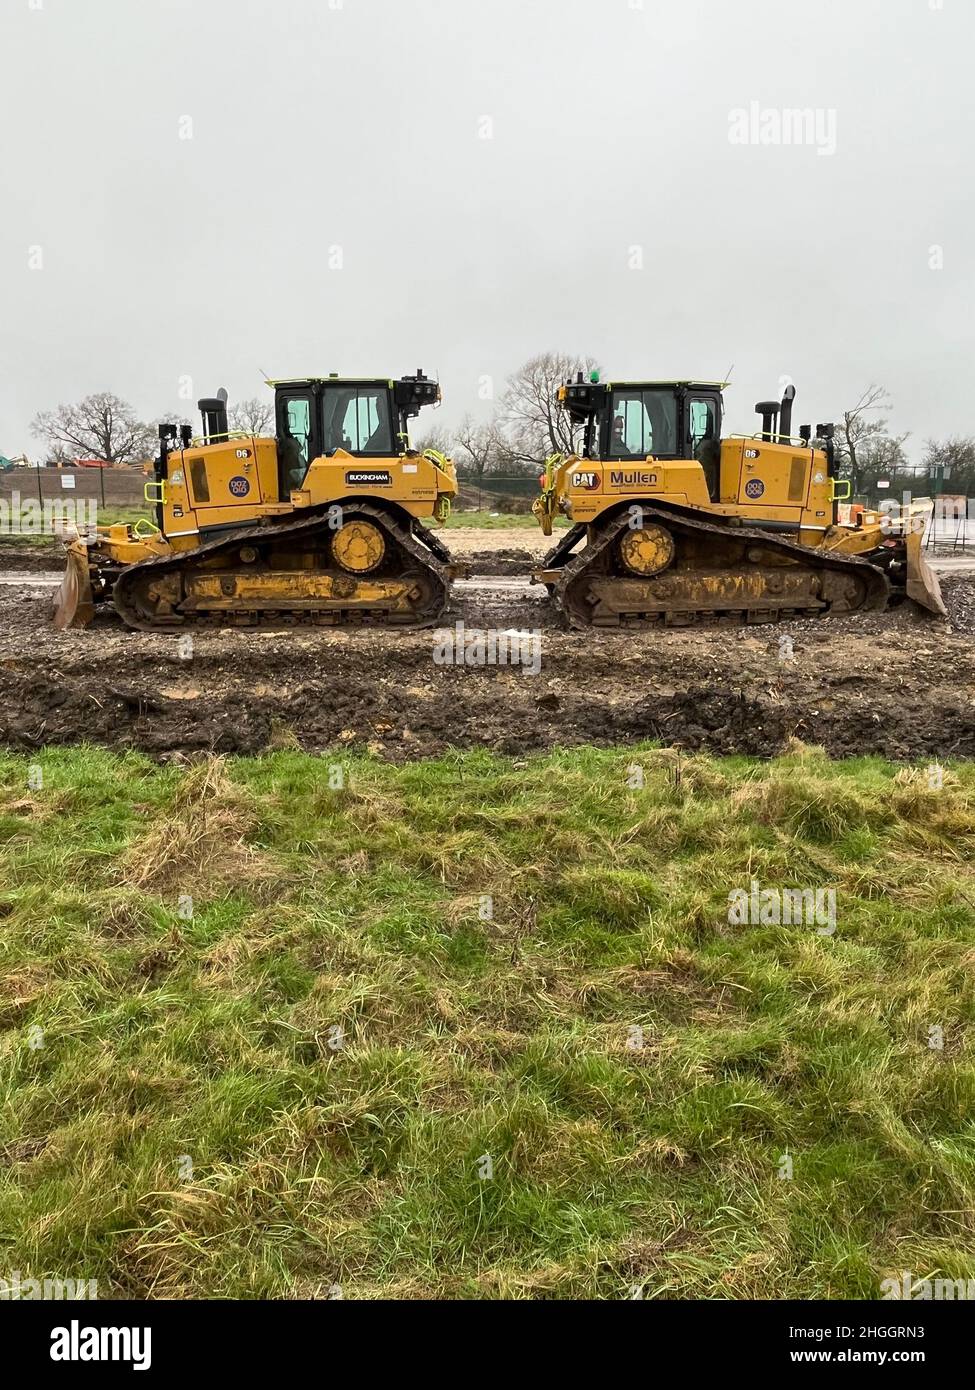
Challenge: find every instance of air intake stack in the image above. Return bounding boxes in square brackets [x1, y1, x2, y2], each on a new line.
[198, 387, 230, 444]
[755, 398, 779, 442]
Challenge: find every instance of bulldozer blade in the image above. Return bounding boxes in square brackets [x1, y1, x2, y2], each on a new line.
[52, 540, 96, 629]
[904, 528, 947, 617]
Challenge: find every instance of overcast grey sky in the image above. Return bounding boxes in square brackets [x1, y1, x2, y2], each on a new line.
[2, 0, 972, 460]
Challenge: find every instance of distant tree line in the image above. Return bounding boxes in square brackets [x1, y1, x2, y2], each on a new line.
[414, 351, 600, 481]
[25, 367, 975, 500]
[831, 384, 975, 499]
[29, 394, 274, 467]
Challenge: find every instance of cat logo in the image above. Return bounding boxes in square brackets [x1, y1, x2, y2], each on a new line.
[571, 471, 600, 490]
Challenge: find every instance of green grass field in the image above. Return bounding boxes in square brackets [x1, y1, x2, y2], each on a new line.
[1, 744, 973, 1299]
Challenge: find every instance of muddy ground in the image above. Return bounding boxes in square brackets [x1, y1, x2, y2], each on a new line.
[1, 529, 973, 762]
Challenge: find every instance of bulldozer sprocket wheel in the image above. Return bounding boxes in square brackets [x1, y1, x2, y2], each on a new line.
[618, 522, 676, 577]
[332, 519, 386, 574]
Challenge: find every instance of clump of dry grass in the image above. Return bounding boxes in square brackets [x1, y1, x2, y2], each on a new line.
[118, 755, 269, 898]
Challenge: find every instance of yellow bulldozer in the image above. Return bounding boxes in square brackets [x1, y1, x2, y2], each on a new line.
[54, 371, 459, 631]
[532, 375, 945, 627]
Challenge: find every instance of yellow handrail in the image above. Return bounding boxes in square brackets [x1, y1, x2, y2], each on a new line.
[185, 431, 261, 448]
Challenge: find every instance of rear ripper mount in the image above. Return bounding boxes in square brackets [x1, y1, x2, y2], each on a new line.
[111, 504, 453, 631]
[544, 507, 891, 629]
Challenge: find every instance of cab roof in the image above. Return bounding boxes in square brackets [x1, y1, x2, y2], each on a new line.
[266, 377, 394, 388]
[605, 380, 729, 391]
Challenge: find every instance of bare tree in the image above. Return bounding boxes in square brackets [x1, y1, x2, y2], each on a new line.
[229, 396, 275, 436]
[922, 436, 975, 494]
[31, 392, 155, 466]
[832, 385, 908, 498]
[500, 351, 601, 468]
[412, 424, 454, 458]
[854, 434, 913, 497]
[450, 414, 510, 479]
[44, 441, 74, 468]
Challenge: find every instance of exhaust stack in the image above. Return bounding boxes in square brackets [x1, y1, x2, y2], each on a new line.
[779, 384, 796, 442]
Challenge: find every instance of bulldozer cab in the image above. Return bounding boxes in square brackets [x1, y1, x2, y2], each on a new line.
[564, 376, 722, 451]
[599, 383, 723, 466]
[561, 376, 725, 498]
[136, 370, 449, 550]
[272, 372, 441, 496]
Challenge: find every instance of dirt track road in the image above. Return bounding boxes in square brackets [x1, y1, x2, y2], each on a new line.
[1, 532, 973, 762]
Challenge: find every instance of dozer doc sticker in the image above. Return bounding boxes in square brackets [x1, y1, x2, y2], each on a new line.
[745, 478, 765, 499]
[228, 476, 250, 498]
[345, 470, 393, 487]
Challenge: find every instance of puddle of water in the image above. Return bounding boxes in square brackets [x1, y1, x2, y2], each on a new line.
[0, 574, 61, 586]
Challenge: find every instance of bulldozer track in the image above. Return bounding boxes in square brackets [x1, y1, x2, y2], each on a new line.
[549, 507, 892, 629]
[542, 523, 588, 572]
[413, 522, 454, 565]
[111, 504, 451, 632]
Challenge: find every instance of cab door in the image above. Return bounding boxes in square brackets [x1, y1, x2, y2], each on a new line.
[685, 394, 721, 456]
[275, 390, 316, 495]
[685, 392, 722, 499]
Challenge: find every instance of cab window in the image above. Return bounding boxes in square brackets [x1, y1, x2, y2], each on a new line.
[277, 395, 312, 493]
[608, 389, 679, 458]
[322, 387, 392, 456]
[285, 399, 311, 469]
[689, 398, 716, 455]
